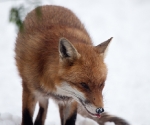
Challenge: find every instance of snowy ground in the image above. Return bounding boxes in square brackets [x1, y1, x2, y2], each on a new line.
[0, 0, 150, 125]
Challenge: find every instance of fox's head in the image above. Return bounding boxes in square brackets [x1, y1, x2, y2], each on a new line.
[56, 37, 112, 117]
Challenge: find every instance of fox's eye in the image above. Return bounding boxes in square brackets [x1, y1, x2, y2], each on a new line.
[80, 82, 90, 90]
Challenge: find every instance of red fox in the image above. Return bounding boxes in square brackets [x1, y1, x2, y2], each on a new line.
[15, 5, 129, 125]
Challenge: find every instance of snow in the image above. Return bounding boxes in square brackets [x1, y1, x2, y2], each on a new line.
[0, 0, 150, 125]
[0, 113, 21, 125]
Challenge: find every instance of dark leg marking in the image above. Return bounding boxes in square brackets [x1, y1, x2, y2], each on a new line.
[60, 118, 64, 125]
[22, 108, 33, 125]
[65, 110, 77, 125]
[34, 107, 44, 125]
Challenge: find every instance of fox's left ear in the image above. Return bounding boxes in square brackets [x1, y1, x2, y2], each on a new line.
[59, 37, 81, 65]
[95, 37, 113, 58]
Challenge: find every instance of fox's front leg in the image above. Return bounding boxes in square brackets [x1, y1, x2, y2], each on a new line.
[34, 98, 49, 125]
[59, 101, 77, 125]
[22, 82, 37, 125]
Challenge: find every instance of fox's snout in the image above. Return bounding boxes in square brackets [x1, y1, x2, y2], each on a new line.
[81, 96, 104, 116]
[56, 81, 104, 116]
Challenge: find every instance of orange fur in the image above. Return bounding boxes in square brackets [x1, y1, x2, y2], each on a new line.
[15, 5, 121, 125]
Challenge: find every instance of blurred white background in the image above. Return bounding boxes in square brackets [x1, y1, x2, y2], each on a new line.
[0, 0, 150, 125]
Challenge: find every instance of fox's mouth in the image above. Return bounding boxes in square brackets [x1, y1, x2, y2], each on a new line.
[78, 98, 101, 118]
[84, 106, 101, 118]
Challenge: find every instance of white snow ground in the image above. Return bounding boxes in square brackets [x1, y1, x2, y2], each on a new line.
[0, 0, 150, 125]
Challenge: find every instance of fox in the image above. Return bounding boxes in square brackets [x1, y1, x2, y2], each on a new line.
[15, 5, 130, 125]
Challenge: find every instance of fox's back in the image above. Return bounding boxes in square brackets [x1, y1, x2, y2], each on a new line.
[24, 5, 86, 32]
[20, 5, 91, 44]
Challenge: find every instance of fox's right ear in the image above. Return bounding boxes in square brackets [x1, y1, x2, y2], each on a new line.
[95, 37, 113, 58]
[59, 38, 80, 64]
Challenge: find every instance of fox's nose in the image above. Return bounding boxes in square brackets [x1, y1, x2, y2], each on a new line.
[96, 107, 104, 114]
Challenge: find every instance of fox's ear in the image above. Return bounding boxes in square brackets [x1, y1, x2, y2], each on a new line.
[59, 38, 80, 64]
[95, 37, 113, 57]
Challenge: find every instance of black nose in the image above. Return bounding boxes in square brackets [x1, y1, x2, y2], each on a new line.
[96, 107, 104, 114]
